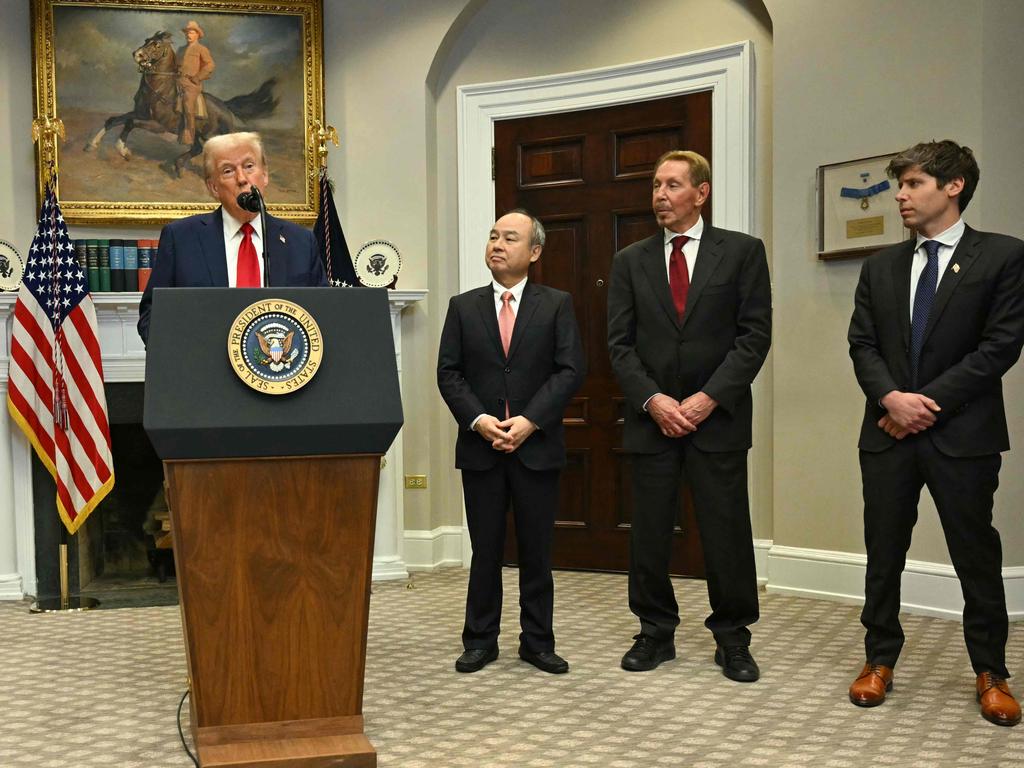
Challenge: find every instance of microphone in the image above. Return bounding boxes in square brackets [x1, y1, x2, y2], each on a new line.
[236, 187, 263, 213]
[235, 187, 269, 287]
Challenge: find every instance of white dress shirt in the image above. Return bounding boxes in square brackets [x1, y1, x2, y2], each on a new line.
[491, 276, 527, 318]
[221, 208, 265, 287]
[909, 218, 965, 321]
[663, 215, 704, 280]
[470, 277, 528, 431]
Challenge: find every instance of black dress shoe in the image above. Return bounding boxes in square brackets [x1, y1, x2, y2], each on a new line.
[519, 647, 569, 674]
[621, 634, 676, 672]
[455, 645, 498, 673]
[715, 645, 760, 682]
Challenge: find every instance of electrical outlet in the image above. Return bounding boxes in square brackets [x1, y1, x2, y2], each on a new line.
[405, 474, 427, 489]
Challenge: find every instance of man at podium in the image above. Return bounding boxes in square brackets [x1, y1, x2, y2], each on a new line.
[437, 210, 585, 675]
[137, 131, 326, 343]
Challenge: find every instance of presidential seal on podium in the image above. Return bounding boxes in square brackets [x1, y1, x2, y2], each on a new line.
[227, 298, 323, 394]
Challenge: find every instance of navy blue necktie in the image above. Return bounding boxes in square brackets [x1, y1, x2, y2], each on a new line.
[910, 240, 941, 387]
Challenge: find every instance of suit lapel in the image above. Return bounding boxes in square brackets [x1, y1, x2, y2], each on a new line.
[638, 235, 680, 330]
[264, 213, 288, 287]
[199, 208, 229, 286]
[890, 240, 915, 350]
[506, 282, 540, 361]
[475, 285, 504, 359]
[922, 226, 981, 345]
[679, 225, 724, 331]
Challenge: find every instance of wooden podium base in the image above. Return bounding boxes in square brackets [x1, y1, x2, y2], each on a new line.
[166, 455, 381, 768]
[198, 721, 375, 767]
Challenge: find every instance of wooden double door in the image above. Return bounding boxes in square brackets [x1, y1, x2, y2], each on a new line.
[496, 91, 712, 576]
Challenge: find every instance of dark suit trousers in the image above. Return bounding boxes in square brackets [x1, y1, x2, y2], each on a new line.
[629, 441, 759, 646]
[461, 454, 560, 653]
[860, 436, 1008, 676]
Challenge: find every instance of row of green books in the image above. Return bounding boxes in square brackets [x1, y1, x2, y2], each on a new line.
[72, 239, 157, 293]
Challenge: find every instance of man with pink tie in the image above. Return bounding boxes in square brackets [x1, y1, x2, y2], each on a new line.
[437, 210, 585, 675]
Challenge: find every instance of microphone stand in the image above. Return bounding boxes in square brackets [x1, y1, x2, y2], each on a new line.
[237, 188, 270, 287]
[252, 187, 269, 287]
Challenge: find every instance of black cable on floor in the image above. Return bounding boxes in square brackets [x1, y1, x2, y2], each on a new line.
[177, 688, 199, 767]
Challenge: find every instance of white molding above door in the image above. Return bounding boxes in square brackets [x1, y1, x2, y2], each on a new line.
[455, 42, 756, 565]
[456, 41, 755, 293]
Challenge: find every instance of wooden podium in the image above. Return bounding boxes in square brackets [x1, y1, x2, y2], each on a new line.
[145, 288, 404, 767]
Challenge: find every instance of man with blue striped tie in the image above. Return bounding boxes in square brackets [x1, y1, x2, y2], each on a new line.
[847, 140, 1024, 726]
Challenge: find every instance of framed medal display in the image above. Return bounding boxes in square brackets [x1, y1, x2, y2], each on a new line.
[817, 152, 911, 260]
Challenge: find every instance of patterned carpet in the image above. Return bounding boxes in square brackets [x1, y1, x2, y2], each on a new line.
[1, 568, 1023, 767]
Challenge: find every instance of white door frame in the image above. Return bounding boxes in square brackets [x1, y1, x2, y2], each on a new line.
[455, 42, 757, 566]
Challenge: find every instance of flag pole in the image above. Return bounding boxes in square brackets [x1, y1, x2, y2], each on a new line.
[26, 114, 100, 614]
[29, 529, 100, 613]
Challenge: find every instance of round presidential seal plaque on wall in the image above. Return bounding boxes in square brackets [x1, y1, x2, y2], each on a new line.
[0, 239, 25, 292]
[227, 299, 323, 395]
[354, 239, 401, 288]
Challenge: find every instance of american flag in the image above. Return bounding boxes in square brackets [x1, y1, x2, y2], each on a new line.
[6, 180, 114, 534]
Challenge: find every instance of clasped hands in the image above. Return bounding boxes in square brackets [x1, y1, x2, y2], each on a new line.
[648, 392, 717, 438]
[475, 414, 537, 453]
[877, 390, 941, 440]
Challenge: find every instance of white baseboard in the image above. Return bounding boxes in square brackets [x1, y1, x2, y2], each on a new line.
[404, 526, 464, 572]
[764, 542, 1024, 621]
[0, 572, 24, 601]
[399, 530, 1024, 621]
[372, 558, 410, 582]
[753, 538, 771, 587]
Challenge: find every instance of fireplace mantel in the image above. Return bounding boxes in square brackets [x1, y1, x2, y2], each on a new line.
[0, 289, 426, 599]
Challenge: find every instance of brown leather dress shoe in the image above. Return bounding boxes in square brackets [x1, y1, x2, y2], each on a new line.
[977, 672, 1022, 726]
[849, 662, 893, 707]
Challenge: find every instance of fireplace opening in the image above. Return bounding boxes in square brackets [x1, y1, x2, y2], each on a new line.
[32, 382, 178, 608]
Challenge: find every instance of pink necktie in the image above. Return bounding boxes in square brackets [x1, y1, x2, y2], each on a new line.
[499, 291, 515, 356]
[669, 234, 690, 320]
[499, 291, 515, 418]
[237, 222, 260, 287]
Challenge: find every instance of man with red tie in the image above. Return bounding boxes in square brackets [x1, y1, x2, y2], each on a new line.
[437, 210, 585, 674]
[138, 131, 326, 344]
[607, 151, 771, 680]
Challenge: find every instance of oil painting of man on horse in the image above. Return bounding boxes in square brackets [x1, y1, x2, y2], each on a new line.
[50, 4, 310, 209]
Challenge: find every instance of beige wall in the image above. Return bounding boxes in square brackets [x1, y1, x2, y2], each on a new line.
[2, 0, 1021, 568]
[766, 0, 1024, 565]
[428, 0, 775, 532]
[331, 0, 775, 534]
[1, 2, 37, 257]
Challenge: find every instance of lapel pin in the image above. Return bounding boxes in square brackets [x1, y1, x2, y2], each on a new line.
[952, 263, 960, 273]
[279, 234, 287, 243]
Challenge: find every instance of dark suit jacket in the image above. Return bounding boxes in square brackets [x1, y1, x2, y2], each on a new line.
[437, 282, 585, 471]
[607, 225, 772, 454]
[849, 226, 1024, 456]
[137, 207, 327, 343]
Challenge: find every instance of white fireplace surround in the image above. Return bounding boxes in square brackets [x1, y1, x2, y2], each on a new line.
[0, 290, 425, 599]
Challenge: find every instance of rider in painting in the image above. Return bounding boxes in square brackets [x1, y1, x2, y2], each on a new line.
[176, 20, 215, 145]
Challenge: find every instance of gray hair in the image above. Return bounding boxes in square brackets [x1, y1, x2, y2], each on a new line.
[506, 208, 546, 249]
[202, 132, 267, 180]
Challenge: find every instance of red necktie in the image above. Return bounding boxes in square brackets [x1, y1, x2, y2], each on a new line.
[499, 291, 515, 417]
[237, 222, 260, 287]
[669, 234, 690, 320]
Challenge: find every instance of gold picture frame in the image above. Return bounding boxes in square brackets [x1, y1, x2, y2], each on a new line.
[817, 152, 911, 261]
[31, 0, 324, 224]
